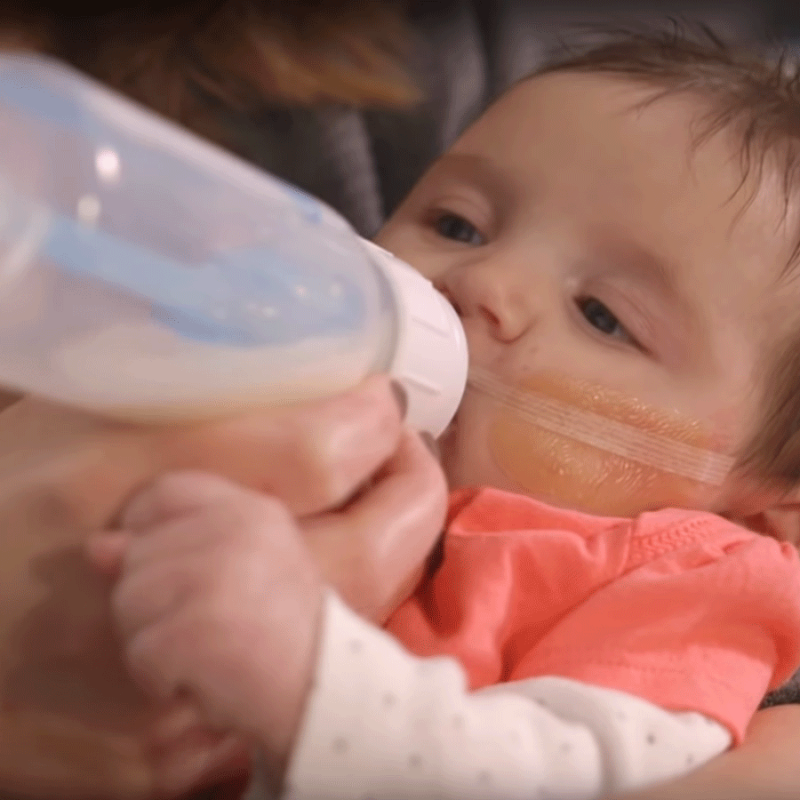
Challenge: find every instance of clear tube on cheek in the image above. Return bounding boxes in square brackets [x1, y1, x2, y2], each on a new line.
[468, 367, 736, 517]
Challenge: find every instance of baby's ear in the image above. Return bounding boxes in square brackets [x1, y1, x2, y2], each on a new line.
[744, 503, 800, 546]
[727, 479, 800, 546]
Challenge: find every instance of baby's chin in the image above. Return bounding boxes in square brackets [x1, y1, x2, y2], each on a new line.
[437, 415, 515, 494]
[437, 412, 615, 513]
[436, 418, 463, 488]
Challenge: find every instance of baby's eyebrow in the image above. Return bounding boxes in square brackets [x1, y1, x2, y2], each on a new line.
[427, 152, 517, 200]
[594, 235, 696, 318]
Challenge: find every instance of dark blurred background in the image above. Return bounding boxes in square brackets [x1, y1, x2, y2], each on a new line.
[231, 0, 800, 235]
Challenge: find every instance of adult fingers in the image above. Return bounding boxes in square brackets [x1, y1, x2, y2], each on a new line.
[302, 429, 448, 622]
[149, 375, 408, 517]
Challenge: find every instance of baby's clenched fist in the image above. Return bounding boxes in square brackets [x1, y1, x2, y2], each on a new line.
[88, 471, 322, 762]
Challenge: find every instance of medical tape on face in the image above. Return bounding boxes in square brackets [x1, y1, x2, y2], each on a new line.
[468, 367, 736, 486]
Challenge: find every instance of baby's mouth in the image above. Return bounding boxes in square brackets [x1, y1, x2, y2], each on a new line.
[435, 407, 463, 484]
[438, 406, 459, 448]
[441, 413, 457, 439]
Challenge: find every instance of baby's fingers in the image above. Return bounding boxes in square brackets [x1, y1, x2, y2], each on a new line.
[111, 556, 200, 641]
[123, 616, 196, 703]
[85, 530, 132, 578]
[86, 472, 231, 577]
[120, 471, 250, 531]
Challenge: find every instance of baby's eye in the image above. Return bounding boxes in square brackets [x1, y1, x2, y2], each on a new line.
[576, 297, 636, 346]
[433, 212, 486, 246]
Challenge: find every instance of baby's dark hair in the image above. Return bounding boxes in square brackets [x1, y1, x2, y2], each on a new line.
[532, 23, 800, 487]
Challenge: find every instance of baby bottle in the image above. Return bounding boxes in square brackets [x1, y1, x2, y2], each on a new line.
[0, 54, 467, 435]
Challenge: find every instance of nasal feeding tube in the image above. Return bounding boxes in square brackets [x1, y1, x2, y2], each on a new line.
[467, 367, 735, 515]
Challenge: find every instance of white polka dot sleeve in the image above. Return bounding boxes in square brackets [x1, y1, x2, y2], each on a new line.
[281, 592, 731, 800]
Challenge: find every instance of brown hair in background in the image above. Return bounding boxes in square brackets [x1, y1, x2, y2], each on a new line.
[0, 1, 420, 137]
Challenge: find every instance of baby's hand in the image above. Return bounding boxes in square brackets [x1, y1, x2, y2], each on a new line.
[88, 471, 322, 763]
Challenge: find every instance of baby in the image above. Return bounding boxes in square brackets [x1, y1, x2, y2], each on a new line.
[95, 27, 800, 800]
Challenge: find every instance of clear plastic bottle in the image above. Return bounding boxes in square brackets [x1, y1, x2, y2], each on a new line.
[0, 54, 467, 435]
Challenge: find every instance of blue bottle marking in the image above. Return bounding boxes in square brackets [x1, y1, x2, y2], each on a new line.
[42, 213, 365, 347]
[0, 72, 87, 131]
[279, 183, 323, 225]
[0, 58, 365, 344]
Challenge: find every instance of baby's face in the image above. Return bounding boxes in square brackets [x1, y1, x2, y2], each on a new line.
[377, 73, 800, 517]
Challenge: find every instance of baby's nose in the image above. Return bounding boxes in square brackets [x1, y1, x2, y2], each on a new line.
[435, 262, 537, 343]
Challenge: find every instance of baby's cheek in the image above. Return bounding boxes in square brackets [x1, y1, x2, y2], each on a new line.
[478, 370, 733, 518]
[490, 418, 713, 517]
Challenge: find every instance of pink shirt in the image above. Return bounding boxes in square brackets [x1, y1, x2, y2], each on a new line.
[385, 487, 800, 743]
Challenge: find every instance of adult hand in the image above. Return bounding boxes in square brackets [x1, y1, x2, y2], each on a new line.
[0, 376, 446, 799]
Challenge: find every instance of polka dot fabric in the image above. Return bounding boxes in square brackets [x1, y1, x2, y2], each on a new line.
[283, 593, 730, 800]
